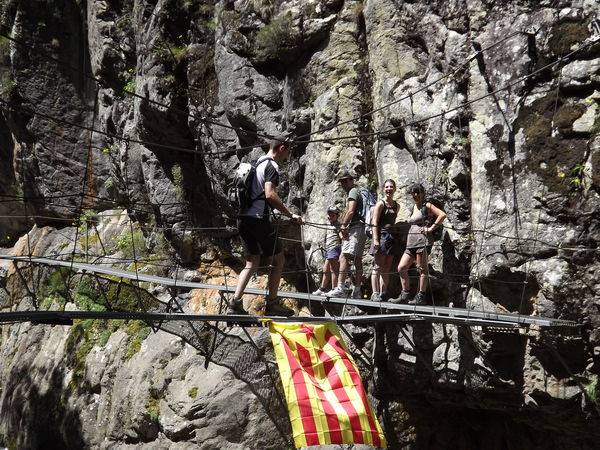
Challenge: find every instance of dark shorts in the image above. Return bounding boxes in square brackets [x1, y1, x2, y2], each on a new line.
[370, 232, 395, 256]
[237, 217, 282, 257]
[326, 247, 341, 260]
[404, 245, 432, 257]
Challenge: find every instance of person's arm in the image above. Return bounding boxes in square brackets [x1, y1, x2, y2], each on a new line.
[371, 201, 384, 248]
[264, 181, 304, 223]
[425, 202, 446, 233]
[339, 199, 357, 238]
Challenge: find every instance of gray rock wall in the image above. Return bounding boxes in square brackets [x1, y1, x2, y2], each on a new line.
[1, 0, 599, 448]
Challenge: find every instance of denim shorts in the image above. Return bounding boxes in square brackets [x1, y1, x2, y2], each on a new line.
[371, 232, 394, 255]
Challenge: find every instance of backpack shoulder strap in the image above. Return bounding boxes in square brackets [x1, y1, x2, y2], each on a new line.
[256, 156, 275, 166]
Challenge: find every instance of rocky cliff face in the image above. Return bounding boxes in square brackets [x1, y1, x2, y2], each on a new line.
[1, 0, 599, 448]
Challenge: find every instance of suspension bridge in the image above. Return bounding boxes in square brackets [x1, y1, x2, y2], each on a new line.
[0, 254, 578, 330]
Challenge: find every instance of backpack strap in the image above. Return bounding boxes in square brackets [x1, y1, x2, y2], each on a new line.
[250, 157, 276, 202]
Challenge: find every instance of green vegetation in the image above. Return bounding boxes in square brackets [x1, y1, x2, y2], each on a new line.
[171, 164, 185, 201]
[124, 320, 151, 360]
[587, 375, 598, 404]
[169, 45, 187, 60]
[0, 35, 9, 59]
[560, 162, 589, 191]
[147, 394, 161, 422]
[115, 16, 132, 34]
[39, 267, 72, 309]
[77, 209, 99, 233]
[591, 108, 600, 134]
[253, 13, 295, 62]
[8, 181, 23, 201]
[64, 275, 157, 389]
[124, 77, 136, 94]
[0, 35, 17, 98]
[112, 229, 147, 258]
[188, 387, 198, 399]
[0, 429, 16, 450]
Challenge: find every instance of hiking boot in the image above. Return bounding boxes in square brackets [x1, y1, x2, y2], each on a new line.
[312, 287, 327, 296]
[370, 292, 382, 302]
[226, 297, 248, 315]
[408, 291, 427, 305]
[352, 286, 362, 299]
[326, 286, 347, 298]
[389, 291, 412, 304]
[265, 297, 294, 317]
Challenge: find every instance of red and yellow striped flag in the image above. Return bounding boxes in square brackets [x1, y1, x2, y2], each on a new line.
[268, 321, 386, 448]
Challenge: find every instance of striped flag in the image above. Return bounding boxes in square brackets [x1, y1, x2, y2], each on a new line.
[268, 321, 386, 448]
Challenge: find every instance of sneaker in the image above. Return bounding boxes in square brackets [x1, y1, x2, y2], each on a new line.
[311, 288, 326, 296]
[389, 291, 412, 304]
[408, 291, 427, 305]
[352, 286, 362, 299]
[265, 297, 295, 317]
[326, 286, 347, 298]
[226, 297, 248, 315]
[371, 292, 382, 302]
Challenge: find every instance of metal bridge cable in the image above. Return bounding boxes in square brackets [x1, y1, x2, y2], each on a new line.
[517, 58, 563, 320]
[2, 25, 522, 147]
[295, 31, 522, 141]
[294, 36, 596, 146]
[0, 36, 592, 164]
[0, 31, 276, 142]
[426, 110, 447, 312]
[68, 86, 99, 295]
[468, 188, 493, 321]
[296, 161, 313, 313]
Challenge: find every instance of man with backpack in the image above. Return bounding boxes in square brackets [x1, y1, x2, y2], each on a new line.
[228, 136, 304, 316]
[327, 170, 369, 299]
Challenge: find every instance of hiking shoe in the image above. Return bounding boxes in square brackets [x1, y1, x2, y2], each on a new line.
[408, 291, 427, 305]
[389, 291, 412, 304]
[312, 288, 327, 296]
[352, 286, 362, 299]
[226, 297, 248, 315]
[371, 292, 382, 302]
[265, 297, 295, 317]
[326, 286, 347, 298]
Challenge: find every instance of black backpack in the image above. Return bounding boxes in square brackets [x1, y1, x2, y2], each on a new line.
[227, 157, 274, 211]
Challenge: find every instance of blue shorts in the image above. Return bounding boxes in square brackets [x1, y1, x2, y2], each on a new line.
[326, 247, 341, 260]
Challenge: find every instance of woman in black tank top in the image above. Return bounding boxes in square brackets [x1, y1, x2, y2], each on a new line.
[370, 179, 398, 301]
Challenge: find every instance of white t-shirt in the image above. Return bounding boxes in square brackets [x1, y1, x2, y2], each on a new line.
[241, 156, 279, 218]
